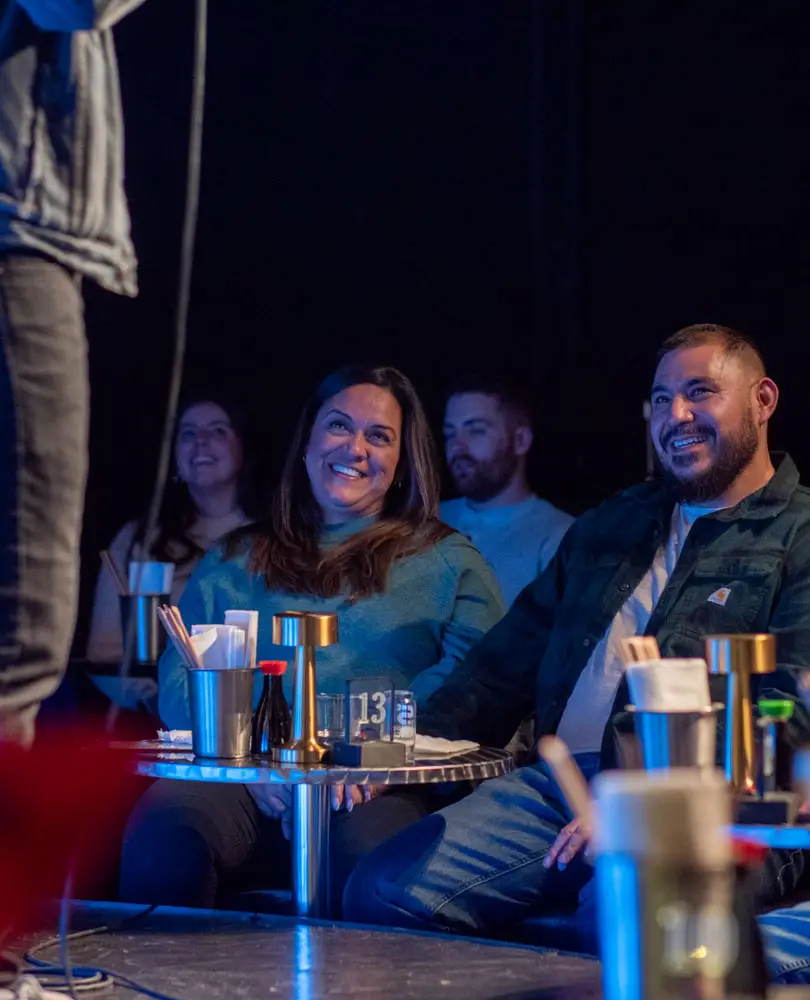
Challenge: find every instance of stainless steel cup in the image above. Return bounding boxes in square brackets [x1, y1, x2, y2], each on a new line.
[188, 667, 255, 759]
[120, 594, 170, 665]
[620, 704, 723, 773]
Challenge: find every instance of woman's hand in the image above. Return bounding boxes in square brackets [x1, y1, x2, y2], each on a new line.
[249, 783, 381, 836]
[330, 785, 378, 812]
[248, 784, 293, 839]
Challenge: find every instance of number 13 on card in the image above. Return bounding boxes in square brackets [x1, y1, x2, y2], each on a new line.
[345, 677, 396, 741]
[355, 691, 388, 726]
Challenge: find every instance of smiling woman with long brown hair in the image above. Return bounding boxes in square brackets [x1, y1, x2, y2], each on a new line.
[250, 363, 455, 597]
[120, 364, 503, 911]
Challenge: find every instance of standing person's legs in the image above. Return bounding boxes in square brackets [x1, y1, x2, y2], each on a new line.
[343, 762, 593, 935]
[0, 254, 88, 746]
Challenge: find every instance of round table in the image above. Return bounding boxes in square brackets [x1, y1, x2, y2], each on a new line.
[730, 824, 810, 850]
[130, 742, 513, 918]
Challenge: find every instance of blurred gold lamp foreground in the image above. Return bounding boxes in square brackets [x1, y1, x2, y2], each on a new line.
[272, 611, 339, 764]
[706, 634, 776, 792]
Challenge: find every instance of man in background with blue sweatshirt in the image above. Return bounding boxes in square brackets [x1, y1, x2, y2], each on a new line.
[441, 373, 573, 607]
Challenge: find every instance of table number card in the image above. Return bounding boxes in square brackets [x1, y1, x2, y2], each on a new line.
[344, 676, 396, 742]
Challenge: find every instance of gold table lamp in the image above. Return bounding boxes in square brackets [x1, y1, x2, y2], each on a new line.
[705, 634, 776, 792]
[272, 611, 338, 765]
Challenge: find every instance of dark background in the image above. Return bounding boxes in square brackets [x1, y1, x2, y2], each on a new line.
[75, 0, 810, 649]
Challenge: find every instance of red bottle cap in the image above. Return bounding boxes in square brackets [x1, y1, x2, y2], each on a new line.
[259, 660, 287, 676]
[731, 836, 768, 868]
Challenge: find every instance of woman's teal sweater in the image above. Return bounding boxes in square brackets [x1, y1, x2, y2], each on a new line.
[159, 519, 505, 729]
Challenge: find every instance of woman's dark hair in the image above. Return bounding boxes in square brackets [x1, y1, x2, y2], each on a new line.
[130, 390, 257, 567]
[237, 364, 453, 598]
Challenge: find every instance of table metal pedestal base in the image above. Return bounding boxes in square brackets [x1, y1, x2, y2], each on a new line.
[293, 783, 331, 918]
[129, 743, 514, 922]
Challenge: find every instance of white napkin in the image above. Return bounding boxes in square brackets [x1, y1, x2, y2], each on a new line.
[158, 729, 192, 747]
[129, 560, 174, 595]
[188, 627, 218, 666]
[224, 609, 259, 668]
[626, 658, 711, 712]
[189, 624, 246, 668]
[414, 735, 480, 757]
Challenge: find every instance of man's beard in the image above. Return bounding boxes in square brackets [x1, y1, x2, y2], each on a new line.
[450, 449, 520, 503]
[659, 407, 760, 504]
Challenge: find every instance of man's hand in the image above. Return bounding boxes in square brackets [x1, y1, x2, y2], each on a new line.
[331, 785, 378, 812]
[0, 708, 36, 749]
[248, 784, 293, 839]
[543, 817, 590, 871]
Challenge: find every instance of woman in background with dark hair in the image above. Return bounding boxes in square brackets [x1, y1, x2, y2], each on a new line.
[120, 364, 503, 909]
[86, 393, 255, 709]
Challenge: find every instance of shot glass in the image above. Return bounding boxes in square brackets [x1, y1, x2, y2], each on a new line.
[317, 692, 346, 742]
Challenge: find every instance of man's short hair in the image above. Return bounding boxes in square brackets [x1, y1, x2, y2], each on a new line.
[657, 323, 766, 377]
[444, 372, 533, 428]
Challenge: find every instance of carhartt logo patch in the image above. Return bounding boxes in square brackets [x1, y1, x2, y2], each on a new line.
[708, 587, 732, 607]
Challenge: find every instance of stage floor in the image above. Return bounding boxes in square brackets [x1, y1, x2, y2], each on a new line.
[17, 901, 602, 999]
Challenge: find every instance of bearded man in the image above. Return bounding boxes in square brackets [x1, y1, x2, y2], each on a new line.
[441, 374, 573, 607]
[346, 324, 810, 948]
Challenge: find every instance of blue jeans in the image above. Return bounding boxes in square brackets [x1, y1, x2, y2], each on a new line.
[760, 903, 810, 985]
[344, 757, 810, 985]
[0, 254, 87, 744]
[343, 756, 601, 934]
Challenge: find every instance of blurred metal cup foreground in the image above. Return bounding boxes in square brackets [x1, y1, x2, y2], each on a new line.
[593, 770, 737, 1000]
[188, 667, 254, 759]
[120, 594, 169, 665]
[617, 704, 723, 773]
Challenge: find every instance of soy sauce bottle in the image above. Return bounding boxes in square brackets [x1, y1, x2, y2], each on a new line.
[252, 660, 291, 754]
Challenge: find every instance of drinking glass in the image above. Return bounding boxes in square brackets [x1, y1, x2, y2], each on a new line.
[317, 693, 345, 741]
[393, 690, 416, 752]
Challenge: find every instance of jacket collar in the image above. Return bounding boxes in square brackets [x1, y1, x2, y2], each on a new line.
[624, 452, 800, 526]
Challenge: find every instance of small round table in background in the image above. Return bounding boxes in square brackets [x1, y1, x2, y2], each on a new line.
[130, 742, 514, 918]
[729, 824, 810, 850]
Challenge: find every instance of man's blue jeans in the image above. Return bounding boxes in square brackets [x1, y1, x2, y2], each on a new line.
[344, 758, 810, 986]
[761, 904, 810, 985]
[343, 756, 600, 934]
